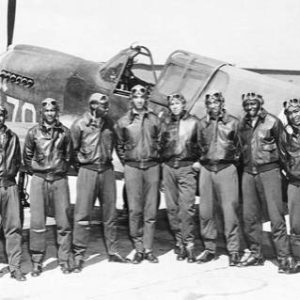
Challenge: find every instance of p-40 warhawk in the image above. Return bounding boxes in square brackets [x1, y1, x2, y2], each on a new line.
[1, 0, 300, 217]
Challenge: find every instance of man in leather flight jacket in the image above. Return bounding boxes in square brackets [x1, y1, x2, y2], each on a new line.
[23, 98, 73, 276]
[115, 85, 161, 264]
[280, 98, 300, 273]
[160, 93, 199, 263]
[238, 92, 292, 273]
[197, 92, 241, 266]
[71, 93, 129, 272]
[0, 105, 26, 281]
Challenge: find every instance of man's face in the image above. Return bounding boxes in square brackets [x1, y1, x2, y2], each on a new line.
[90, 98, 109, 118]
[132, 95, 146, 111]
[286, 106, 300, 126]
[0, 113, 5, 129]
[243, 99, 261, 118]
[206, 97, 222, 118]
[43, 108, 58, 125]
[169, 99, 184, 116]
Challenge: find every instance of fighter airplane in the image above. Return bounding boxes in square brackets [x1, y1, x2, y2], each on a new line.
[2, 0, 300, 213]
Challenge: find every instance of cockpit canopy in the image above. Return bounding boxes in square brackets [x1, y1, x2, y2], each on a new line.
[150, 50, 230, 112]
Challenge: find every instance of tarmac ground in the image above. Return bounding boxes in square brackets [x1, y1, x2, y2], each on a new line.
[0, 179, 300, 300]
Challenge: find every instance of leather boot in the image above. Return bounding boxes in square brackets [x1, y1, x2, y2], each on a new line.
[145, 252, 159, 263]
[229, 252, 240, 266]
[176, 247, 187, 261]
[132, 252, 144, 264]
[186, 247, 196, 263]
[31, 263, 42, 277]
[10, 269, 26, 281]
[239, 253, 264, 267]
[197, 250, 217, 264]
[60, 261, 72, 274]
[73, 259, 84, 273]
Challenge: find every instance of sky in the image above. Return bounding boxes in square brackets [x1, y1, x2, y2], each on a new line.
[1, 0, 300, 69]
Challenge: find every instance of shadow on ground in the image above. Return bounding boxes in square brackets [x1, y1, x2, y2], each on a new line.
[0, 207, 278, 276]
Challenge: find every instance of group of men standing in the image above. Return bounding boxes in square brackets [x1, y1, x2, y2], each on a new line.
[1, 83, 300, 281]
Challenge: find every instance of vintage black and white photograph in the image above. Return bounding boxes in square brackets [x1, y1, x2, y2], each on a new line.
[1, 0, 300, 299]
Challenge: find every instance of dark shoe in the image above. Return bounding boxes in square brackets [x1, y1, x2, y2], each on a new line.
[240, 254, 264, 267]
[108, 253, 130, 263]
[145, 252, 159, 263]
[10, 269, 26, 281]
[73, 260, 83, 273]
[278, 256, 296, 274]
[60, 262, 72, 274]
[197, 250, 216, 264]
[285, 256, 297, 274]
[292, 260, 300, 273]
[31, 263, 42, 277]
[132, 252, 144, 264]
[186, 248, 196, 263]
[176, 247, 187, 261]
[229, 252, 240, 267]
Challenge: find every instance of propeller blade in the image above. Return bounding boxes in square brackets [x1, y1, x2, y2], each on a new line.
[7, 0, 17, 48]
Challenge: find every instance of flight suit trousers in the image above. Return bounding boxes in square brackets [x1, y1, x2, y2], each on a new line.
[30, 175, 72, 264]
[124, 164, 160, 253]
[287, 183, 300, 261]
[242, 168, 290, 259]
[73, 167, 118, 261]
[163, 164, 196, 249]
[199, 165, 240, 254]
[0, 185, 22, 271]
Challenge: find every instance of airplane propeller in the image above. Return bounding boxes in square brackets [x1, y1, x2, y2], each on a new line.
[7, 0, 17, 48]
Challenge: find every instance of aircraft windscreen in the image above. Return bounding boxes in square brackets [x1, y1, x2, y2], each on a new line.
[180, 68, 211, 104]
[156, 64, 182, 94]
[155, 61, 213, 108]
[99, 57, 125, 84]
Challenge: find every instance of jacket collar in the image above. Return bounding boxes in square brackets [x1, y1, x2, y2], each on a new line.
[243, 108, 268, 126]
[129, 108, 151, 122]
[39, 119, 63, 132]
[83, 112, 106, 128]
[288, 124, 300, 137]
[0, 124, 8, 134]
[170, 110, 189, 121]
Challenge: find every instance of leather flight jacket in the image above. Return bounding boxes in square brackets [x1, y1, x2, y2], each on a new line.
[160, 111, 200, 168]
[115, 109, 161, 169]
[238, 108, 284, 174]
[281, 125, 300, 184]
[198, 111, 240, 172]
[0, 125, 21, 187]
[23, 121, 73, 181]
[70, 112, 115, 172]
